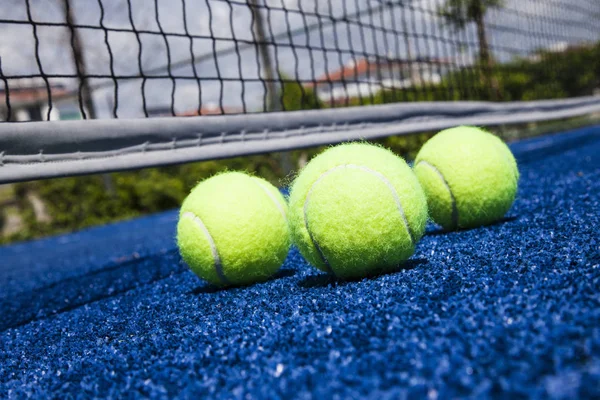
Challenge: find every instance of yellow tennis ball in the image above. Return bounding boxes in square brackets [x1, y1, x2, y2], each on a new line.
[288, 143, 428, 279]
[177, 172, 290, 286]
[414, 126, 519, 230]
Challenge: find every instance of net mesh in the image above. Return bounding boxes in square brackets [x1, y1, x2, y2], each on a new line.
[0, 0, 598, 122]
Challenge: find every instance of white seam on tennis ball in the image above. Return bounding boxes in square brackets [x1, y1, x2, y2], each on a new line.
[304, 163, 415, 275]
[181, 211, 231, 285]
[252, 179, 287, 223]
[416, 160, 458, 229]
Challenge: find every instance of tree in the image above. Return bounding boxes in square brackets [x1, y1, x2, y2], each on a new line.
[438, 0, 503, 100]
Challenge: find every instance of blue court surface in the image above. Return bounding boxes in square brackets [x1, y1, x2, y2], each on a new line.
[1, 126, 599, 399]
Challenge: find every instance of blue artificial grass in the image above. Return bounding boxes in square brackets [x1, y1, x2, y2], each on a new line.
[1, 125, 599, 399]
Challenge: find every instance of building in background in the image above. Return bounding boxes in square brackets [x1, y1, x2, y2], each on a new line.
[308, 57, 453, 105]
[148, 103, 240, 118]
[0, 78, 83, 122]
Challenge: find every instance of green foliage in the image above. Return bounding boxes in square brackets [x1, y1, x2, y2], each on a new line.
[440, 42, 600, 101]
[280, 74, 322, 111]
[520, 44, 600, 98]
[7, 153, 286, 243]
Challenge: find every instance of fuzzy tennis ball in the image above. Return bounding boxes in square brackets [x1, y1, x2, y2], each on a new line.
[177, 172, 290, 286]
[414, 126, 519, 230]
[288, 143, 428, 279]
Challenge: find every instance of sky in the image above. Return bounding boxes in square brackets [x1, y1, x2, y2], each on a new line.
[0, 0, 598, 119]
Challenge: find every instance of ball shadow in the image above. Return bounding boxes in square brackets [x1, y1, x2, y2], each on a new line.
[298, 257, 428, 289]
[426, 215, 519, 236]
[189, 268, 296, 295]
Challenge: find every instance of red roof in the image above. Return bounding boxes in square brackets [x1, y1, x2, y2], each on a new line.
[0, 85, 70, 107]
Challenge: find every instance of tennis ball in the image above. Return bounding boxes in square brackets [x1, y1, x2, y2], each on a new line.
[414, 126, 519, 230]
[288, 143, 428, 279]
[177, 172, 290, 286]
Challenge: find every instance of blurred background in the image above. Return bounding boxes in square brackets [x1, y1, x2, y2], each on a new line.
[0, 0, 599, 244]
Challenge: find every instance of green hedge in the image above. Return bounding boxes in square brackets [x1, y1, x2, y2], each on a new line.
[6, 154, 287, 244]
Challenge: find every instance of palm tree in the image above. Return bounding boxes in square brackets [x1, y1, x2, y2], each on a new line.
[438, 0, 504, 99]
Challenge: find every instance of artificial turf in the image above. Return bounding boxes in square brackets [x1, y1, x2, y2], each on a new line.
[1, 125, 599, 399]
